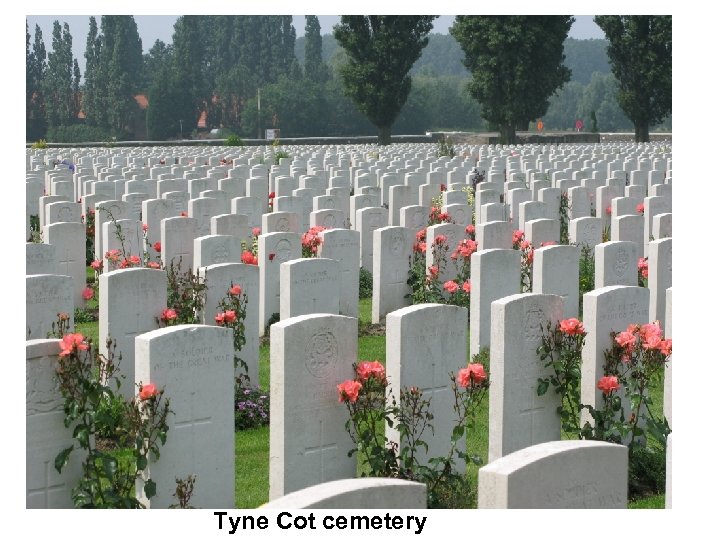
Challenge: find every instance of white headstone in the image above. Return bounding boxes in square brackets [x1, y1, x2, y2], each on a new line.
[580, 286, 649, 427]
[259, 232, 302, 333]
[269, 314, 357, 499]
[386, 304, 469, 470]
[161, 216, 199, 274]
[356, 207, 388, 272]
[317, 229, 361, 317]
[26, 243, 57, 276]
[280, 258, 341, 320]
[99, 268, 167, 399]
[135, 325, 235, 507]
[594, 240, 638, 288]
[26, 275, 74, 340]
[470, 249, 520, 355]
[372, 226, 413, 324]
[489, 293, 563, 462]
[43, 222, 86, 306]
[26, 339, 83, 508]
[262, 478, 426, 509]
[648, 237, 672, 329]
[477, 440, 628, 508]
[199, 262, 260, 385]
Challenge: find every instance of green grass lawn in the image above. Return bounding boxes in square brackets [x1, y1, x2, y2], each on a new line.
[73, 297, 667, 509]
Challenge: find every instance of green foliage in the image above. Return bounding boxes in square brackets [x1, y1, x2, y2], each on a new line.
[304, 16, 329, 83]
[359, 267, 373, 299]
[54, 337, 171, 508]
[224, 134, 244, 147]
[333, 16, 438, 144]
[28, 215, 41, 243]
[74, 307, 98, 324]
[410, 33, 468, 77]
[95, 393, 130, 443]
[536, 320, 585, 436]
[559, 192, 569, 244]
[340, 360, 489, 508]
[436, 135, 455, 158]
[594, 16, 672, 142]
[27, 23, 48, 141]
[272, 151, 290, 165]
[539, 318, 672, 500]
[46, 124, 124, 143]
[578, 244, 595, 316]
[562, 38, 611, 84]
[214, 284, 249, 374]
[31, 139, 48, 149]
[450, 16, 573, 144]
[165, 262, 207, 325]
[43, 21, 75, 129]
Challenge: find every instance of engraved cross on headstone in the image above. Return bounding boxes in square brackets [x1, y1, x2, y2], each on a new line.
[303, 419, 337, 483]
[175, 390, 212, 469]
[58, 246, 79, 275]
[420, 361, 448, 402]
[28, 459, 66, 508]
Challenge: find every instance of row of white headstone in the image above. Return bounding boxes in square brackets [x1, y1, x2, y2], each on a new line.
[26, 283, 672, 509]
[26, 143, 671, 509]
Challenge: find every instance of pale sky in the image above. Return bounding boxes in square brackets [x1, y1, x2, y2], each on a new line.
[26, 15, 605, 78]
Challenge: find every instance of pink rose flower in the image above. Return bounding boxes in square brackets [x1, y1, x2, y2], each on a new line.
[458, 363, 487, 388]
[337, 380, 362, 403]
[59, 333, 89, 357]
[160, 308, 177, 322]
[615, 330, 636, 349]
[559, 318, 585, 336]
[443, 280, 459, 293]
[356, 361, 385, 383]
[139, 383, 158, 401]
[82, 287, 94, 300]
[229, 285, 242, 296]
[597, 376, 620, 395]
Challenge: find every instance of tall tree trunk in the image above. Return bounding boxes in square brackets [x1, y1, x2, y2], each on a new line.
[634, 122, 650, 143]
[378, 125, 391, 146]
[499, 123, 516, 145]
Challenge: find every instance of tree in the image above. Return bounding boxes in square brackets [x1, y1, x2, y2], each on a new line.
[100, 16, 144, 133]
[27, 23, 47, 140]
[304, 16, 329, 83]
[594, 16, 671, 142]
[83, 17, 103, 126]
[43, 21, 75, 128]
[333, 15, 437, 145]
[450, 16, 573, 144]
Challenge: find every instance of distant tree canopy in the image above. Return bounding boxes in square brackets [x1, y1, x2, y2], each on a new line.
[25, 15, 670, 143]
[594, 15, 672, 142]
[333, 15, 437, 145]
[26, 23, 47, 141]
[451, 15, 573, 144]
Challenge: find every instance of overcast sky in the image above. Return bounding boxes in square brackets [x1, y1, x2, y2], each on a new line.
[26, 15, 605, 78]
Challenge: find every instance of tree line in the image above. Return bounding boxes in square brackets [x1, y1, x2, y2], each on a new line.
[26, 15, 671, 144]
